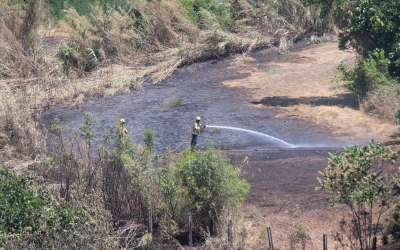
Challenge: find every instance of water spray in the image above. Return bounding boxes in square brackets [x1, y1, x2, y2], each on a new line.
[206, 125, 295, 148]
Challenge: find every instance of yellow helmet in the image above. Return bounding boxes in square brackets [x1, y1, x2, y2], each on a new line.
[120, 119, 125, 124]
[195, 116, 201, 121]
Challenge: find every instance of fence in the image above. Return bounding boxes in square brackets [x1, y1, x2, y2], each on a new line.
[184, 214, 378, 249]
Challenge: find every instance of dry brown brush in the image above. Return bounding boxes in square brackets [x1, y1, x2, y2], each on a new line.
[57, 1, 197, 76]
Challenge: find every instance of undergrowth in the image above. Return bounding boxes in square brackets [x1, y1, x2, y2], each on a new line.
[336, 49, 400, 123]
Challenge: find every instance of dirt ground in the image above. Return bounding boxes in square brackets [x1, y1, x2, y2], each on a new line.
[222, 42, 399, 143]
[215, 42, 400, 249]
[225, 149, 399, 250]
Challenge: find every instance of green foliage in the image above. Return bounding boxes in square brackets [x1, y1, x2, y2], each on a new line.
[0, 167, 118, 249]
[47, 115, 158, 240]
[308, 0, 400, 77]
[0, 167, 50, 234]
[57, 40, 100, 75]
[316, 140, 399, 250]
[45, 0, 131, 20]
[337, 50, 391, 96]
[46, 115, 251, 246]
[336, 50, 400, 122]
[289, 222, 309, 250]
[50, 116, 63, 136]
[179, 147, 250, 229]
[156, 152, 186, 240]
[178, 0, 231, 27]
[79, 112, 96, 142]
[143, 129, 155, 151]
[100, 120, 157, 219]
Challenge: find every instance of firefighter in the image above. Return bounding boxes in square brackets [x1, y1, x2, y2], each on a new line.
[118, 119, 128, 142]
[191, 116, 205, 148]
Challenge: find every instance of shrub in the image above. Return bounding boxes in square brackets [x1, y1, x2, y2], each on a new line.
[362, 82, 400, 122]
[383, 200, 400, 245]
[57, 40, 100, 76]
[337, 50, 400, 122]
[316, 141, 399, 250]
[337, 50, 391, 96]
[0, 167, 118, 249]
[289, 222, 310, 250]
[156, 152, 187, 240]
[179, 147, 250, 233]
[143, 129, 155, 151]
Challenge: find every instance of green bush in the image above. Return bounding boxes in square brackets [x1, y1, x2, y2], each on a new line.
[0, 167, 118, 249]
[0, 167, 50, 234]
[337, 50, 400, 121]
[156, 152, 187, 240]
[143, 129, 155, 151]
[179, 147, 250, 232]
[337, 49, 391, 96]
[316, 141, 399, 250]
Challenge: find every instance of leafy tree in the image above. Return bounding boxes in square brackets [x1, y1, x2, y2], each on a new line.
[308, 0, 400, 77]
[316, 141, 399, 250]
[179, 147, 250, 233]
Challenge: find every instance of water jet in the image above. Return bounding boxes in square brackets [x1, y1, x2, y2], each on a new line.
[207, 125, 295, 148]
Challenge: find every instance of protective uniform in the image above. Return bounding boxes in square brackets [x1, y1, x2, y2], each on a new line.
[118, 119, 128, 142]
[191, 116, 205, 147]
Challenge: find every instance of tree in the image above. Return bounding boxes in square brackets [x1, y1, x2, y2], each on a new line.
[308, 0, 400, 77]
[316, 140, 399, 249]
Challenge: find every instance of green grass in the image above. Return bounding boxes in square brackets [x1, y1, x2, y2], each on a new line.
[45, 0, 132, 20]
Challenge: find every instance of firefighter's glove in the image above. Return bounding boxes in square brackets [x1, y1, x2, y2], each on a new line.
[203, 125, 206, 128]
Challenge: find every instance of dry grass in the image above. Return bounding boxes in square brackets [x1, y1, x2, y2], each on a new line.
[221, 43, 399, 143]
[0, 82, 46, 162]
[239, 204, 353, 250]
[160, 96, 186, 112]
[361, 86, 400, 123]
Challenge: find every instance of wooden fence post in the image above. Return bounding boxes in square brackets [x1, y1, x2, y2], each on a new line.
[188, 213, 193, 246]
[267, 226, 274, 250]
[148, 206, 152, 233]
[372, 236, 377, 250]
[228, 220, 232, 248]
[323, 233, 328, 250]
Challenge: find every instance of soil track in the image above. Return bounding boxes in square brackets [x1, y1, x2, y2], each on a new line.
[44, 40, 400, 249]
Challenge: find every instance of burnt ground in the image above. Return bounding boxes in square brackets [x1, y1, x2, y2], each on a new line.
[43, 40, 400, 249]
[228, 149, 400, 249]
[230, 149, 337, 212]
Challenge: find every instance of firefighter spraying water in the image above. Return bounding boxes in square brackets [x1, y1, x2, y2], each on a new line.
[191, 116, 206, 150]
